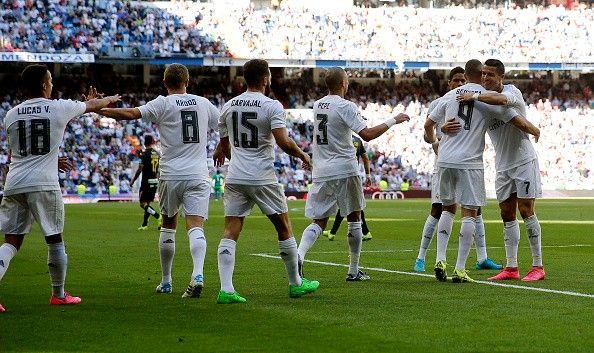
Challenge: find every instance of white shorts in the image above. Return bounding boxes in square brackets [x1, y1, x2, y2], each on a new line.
[438, 168, 485, 210]
[431, 172, 441, 205]
[224, 183, 288, 217]
[495, 159, 542, 203]
[305, 176, 365, 219]
[159, 179, 210, 218]
[0, 190, 64, 236]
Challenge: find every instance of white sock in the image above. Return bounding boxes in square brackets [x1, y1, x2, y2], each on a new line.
[217, 238, 236, 293]
[474, 215, 488, 263]
[146, 206, 157, 216]
[455, 217, 476, 271]
[159, 228, 176, 285]
[0, 243, 17, 281]
[279, 237, 301, 286]
[524, 215, 543, 267]
[417, 215, 438, 260]
[188, 227, 207, 280]
[297, 223, 322, 262]
[347, 221, 363, 275]
[47, 242, 67, 298]
[436, 211, 455, 263]
[504, 220, 520, 268]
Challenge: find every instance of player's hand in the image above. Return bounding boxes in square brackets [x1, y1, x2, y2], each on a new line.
[82, 86, 104, 101]
[365, 175, 372, 187]
[533, 128, 540, 143]
[394, 113, 410, 124]
[456, 93, 474, 102]
[213, 148, 226, 167]
[300, 153, 311, 171]
[58, 157, 73, 173]
[441, 118, 461, 135]
[104, 94, 121, 105]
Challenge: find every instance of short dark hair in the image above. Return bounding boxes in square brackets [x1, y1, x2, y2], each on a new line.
[21, 64, 49, 98]
[325, 67, 347, 91]
[484, 59, 505, 76]
[144, 135, 154, 147]
[464, 59, 483, 80]
[448, 66, 465, 80]
[243, 59, 270, 87]
[163, 63, 189, 89]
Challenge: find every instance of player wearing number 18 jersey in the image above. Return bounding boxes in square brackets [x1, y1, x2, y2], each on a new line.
[0, 64, 120, 312]
[213, 59, 318, 304]
[100, 64, 219, 299]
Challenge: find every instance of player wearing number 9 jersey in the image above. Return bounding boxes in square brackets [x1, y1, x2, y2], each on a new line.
[424, 59, 539, 283]
[0, 64, 120, 312]
[213, 59, 318, 304]
[99, 63, 219, 299]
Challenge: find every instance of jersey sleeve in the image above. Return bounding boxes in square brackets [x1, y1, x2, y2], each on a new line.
[503, 88, 525, 110]
[269, 101, 286, 130]
[138, 96, 166, 124]
[218, 102, 230, 138]
[207, 100, 220, 132]
[497, 107, 519, 123]
[428, 100, 446, 123]
[343, 102, 367, 133]
[58, 99, 86, 123]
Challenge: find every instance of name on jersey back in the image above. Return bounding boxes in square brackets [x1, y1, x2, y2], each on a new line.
[231, 99, 262, 107]
[455, 88, 482, 94]
[18, 106, 50, 114]
[175, 99, 197, 107]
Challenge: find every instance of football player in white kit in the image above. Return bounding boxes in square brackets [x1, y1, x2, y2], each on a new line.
[424, 59, 540, 283]
[213, 59, 318, 304]
[297, 67, 410, 281]
[99, 64, 219, 298]
[0, 64, 120, 312]
[414, 67, 503, 273]
[457, 59, 545, 281]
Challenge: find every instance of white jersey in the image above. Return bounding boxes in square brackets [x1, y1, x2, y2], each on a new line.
[219, 91, 286, 185]
[138, 94, 219, 181]
[3, 98, 85, 196]
[429, 83, 518, 169]
[427, 97, 443, 173]
[487, 84, 537, 172]
[311, 95, 367, 182]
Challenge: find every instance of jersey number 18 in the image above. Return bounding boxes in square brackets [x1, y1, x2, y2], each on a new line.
[16, 119, 50, 156]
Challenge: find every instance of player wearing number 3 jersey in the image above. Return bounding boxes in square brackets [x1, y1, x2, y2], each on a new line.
[0, 64, 120, 312]
[100, 64, 219, 299]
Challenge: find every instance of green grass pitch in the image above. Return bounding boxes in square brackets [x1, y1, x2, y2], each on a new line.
[1, 199, 593, 353]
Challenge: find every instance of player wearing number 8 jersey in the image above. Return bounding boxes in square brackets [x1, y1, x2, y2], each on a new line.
[424, 59, 539, 283]
[213, 59, 318, 304]
[0, 64, 120, 312]
[297, 67, 410, 282]
[100, 63, 219, 299]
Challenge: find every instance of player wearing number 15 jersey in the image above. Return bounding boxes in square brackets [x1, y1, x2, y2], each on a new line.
[0, 64, 120, 312]
[213, 59, 318, 304]
[100, 63, 219, 299]
[424, 59, 539, 283]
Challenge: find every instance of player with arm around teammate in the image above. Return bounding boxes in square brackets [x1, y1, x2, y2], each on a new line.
[212, 59, 318, 304]
[132, 135, 162, 231]
[424, 59, 539, 283]
[297, 67, 410, 281]
[100, 63, 219, 298]
[456, 59, 544, 281]
[0, 64, 120, 312]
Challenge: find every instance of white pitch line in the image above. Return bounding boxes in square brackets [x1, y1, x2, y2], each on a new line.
[301, 244, 591, 255]
[251, 253, 594, 299]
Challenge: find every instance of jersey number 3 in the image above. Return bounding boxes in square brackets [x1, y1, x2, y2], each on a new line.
[316, 114, 328, 145]
[17, 119, 50, 156]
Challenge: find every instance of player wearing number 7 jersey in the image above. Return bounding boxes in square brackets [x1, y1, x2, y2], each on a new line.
[0, 64, 120, 312]
[424, 59, 539, 283]
[212, 59, 318, 304]
[457, 59, 545, 282]
[100, 63, 219, 299]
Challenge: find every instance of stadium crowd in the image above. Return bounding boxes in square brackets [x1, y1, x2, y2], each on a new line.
[0, 72, 592, 194]
[0, 0, 228, 57]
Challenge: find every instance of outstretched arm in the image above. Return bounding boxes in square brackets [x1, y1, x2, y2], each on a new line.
[99, 107, 142, 121]
[272, 128, 311, 170]
[510, 115, 540, 142]
[358, 113, 410, 142]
